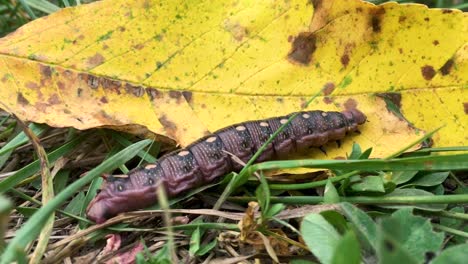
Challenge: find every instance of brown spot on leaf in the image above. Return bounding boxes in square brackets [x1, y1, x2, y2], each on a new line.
[398, 48, 403, 54]
[276, 97, 284, 103]
[158, 114, 177, 139]
[102, 79, 122, 94]
[133, 43, 145, 50]
[287, 32, 316, 65]
[421, 65, 436, 80]
[376, 93, 402, 109]
[398, 16, 406, 23]
[169, 91, 182, 100]
[77, 88, 83, 97]
[224, 20, 248, 42]
[369, 7, 385, 33]
[17, 93, 29, 105]
[344, 98, 357, 110]
[1, 74, 8, 83]
[25, 82, 39, 89]
[125, 83, 144, 97]
[433, 40, 439, 46]
[442, 9, 453, 14]
[182, 91, 193, 103]
[439, 59, 454, 75]
[118, 26, 126, 32]
[424, 17, 430, 22]
[341, 54, 349, 67]
[62, 70, 73, 79]
[86, 75, 100, 89]
[39, 64, 52, 79]
[323, 82, 335, 95]
[87, 53, 105, 68]
[146, 87, 163, 100]
[47, 94, 60, 105]
[35, 102, 47, 112]
[57, 81, 65, 90]
[100, 96, 108, 104]
[323, 97, 333, 104]
[464, 102, 468, 114]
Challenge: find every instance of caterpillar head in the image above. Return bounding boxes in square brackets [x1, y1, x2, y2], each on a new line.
[86, 168, 161, 223]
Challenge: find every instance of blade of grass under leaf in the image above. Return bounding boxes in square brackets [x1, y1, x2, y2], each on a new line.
[0, 133, 85, 192]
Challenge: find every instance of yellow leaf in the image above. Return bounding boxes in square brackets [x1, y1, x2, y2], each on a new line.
[0, 0, 466, 161]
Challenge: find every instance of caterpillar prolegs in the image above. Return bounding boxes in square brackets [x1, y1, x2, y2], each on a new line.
[86, 109, 366, 223]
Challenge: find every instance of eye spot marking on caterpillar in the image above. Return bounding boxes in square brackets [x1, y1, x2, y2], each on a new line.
[117, 185, 124, 192]
[302, 113, 310, 119]
[280, 119, 288, 124]
[260, 122, 269, 127]
[206, 136, 217, 143]
[148, 178, 154, 185]
[321, 112, 328, 117]
[236, 126, 246, 131]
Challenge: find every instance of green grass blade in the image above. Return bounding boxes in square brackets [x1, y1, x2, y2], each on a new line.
[254, 153, 468, 174]
[229, 194, 468, 205]
[17, 0, 37, 19]
[0, 134, 85, 192]
[0, 139, 151, 263]
[23, 0, 60, 14]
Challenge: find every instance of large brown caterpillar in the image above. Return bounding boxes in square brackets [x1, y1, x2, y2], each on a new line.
[86, 109, 366, 223]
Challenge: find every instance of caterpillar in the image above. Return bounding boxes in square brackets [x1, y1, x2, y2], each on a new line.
[86, 108, 366, 223]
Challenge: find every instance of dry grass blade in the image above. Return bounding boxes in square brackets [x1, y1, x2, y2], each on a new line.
[15, 117, 54, 264]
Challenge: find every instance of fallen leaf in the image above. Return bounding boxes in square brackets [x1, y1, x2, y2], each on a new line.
[0, 0, 466, 160]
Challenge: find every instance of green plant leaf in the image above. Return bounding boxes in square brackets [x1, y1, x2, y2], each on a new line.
[348, 143, 362, 160]
[377, 221, 419, 264]
[349, 176, 385, 193]
[53, 170, 70, 194]
[64, 191, 85, 215]
[301, 213, 341, 264]
[320, 211, 348, 235]
[391, 171, 419, 185]
[340, 202, 377, 251]
[324, 179, 340, 204]
[432, 244, 468, 264]
[265, 203, 285, 219]
[196, 239, 217, 257]
[382, 208, 444, 261]
[189, 227, 201, 256]
[402, 171, 449, 187]
[331, 230, 361, 264]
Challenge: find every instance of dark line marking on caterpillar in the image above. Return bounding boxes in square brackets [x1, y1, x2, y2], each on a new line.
[86, 109, 367, 223]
